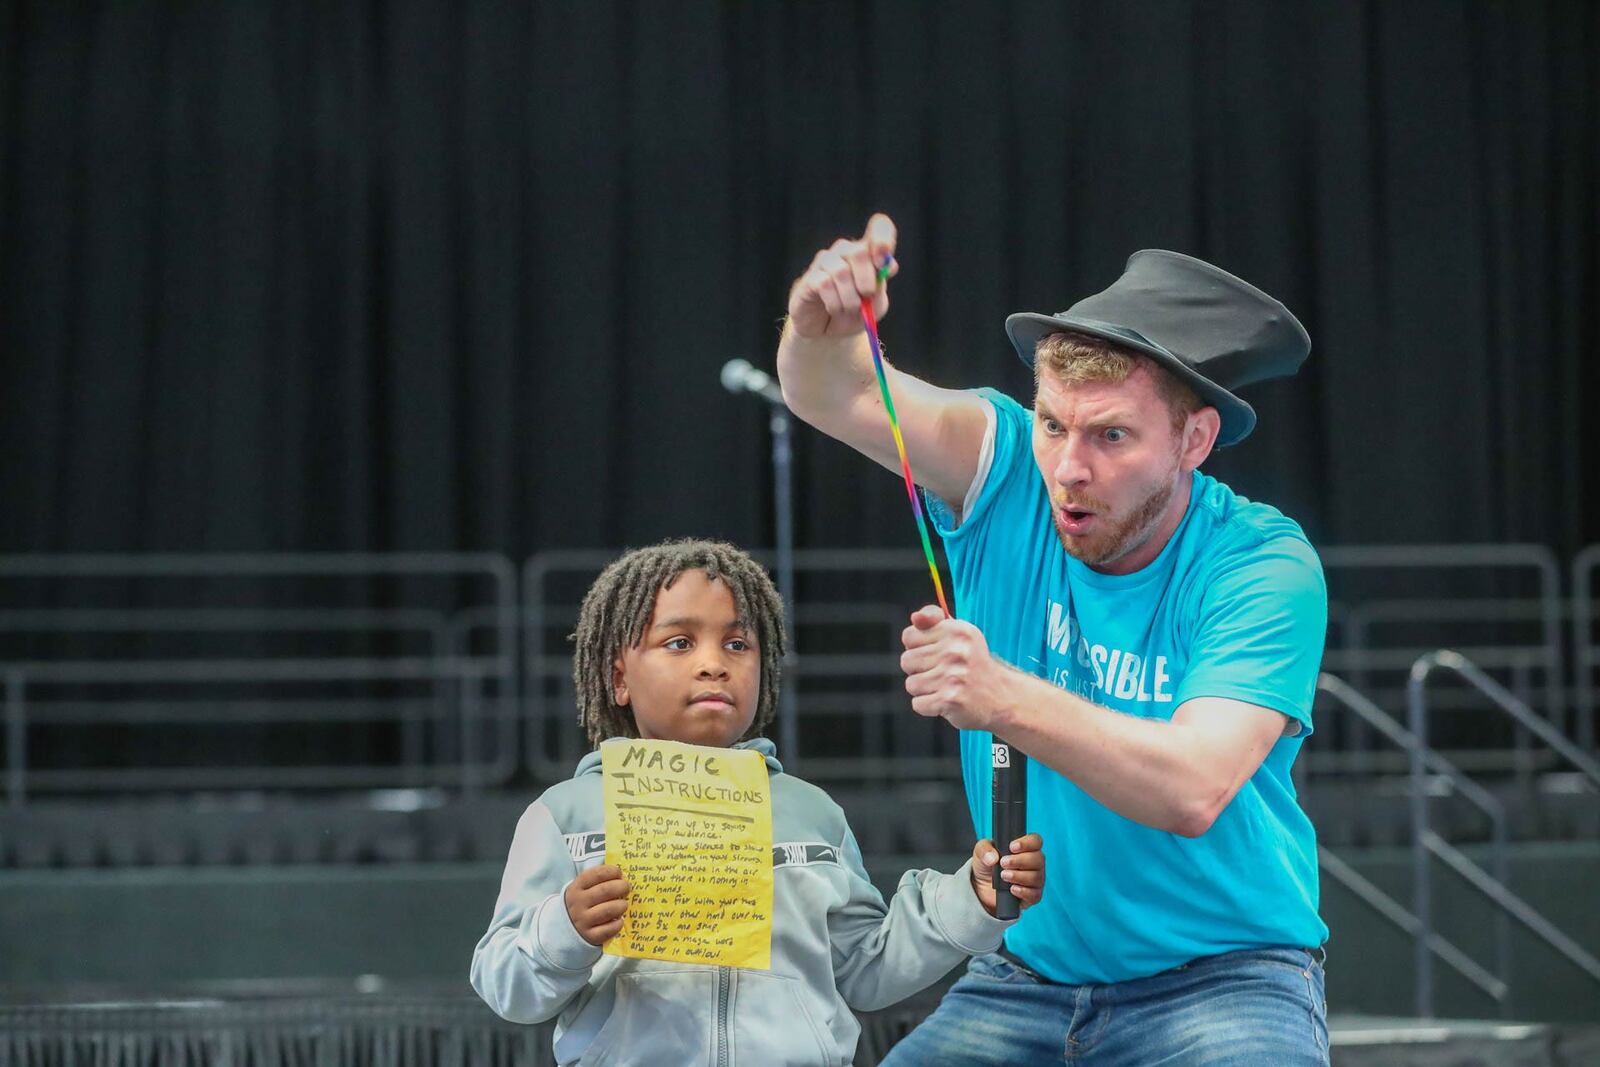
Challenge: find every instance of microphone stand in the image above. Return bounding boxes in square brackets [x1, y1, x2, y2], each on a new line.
[769, 404, 799, 770]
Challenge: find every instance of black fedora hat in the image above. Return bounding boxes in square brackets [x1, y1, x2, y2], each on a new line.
[1004, 250, 1310, 446]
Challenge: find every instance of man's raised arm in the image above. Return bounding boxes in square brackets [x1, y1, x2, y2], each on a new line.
[776, 214, 989, 512]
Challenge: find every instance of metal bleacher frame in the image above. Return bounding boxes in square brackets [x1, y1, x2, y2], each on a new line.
[0, 543, 1593, 796]
[0, 554, 517, 800]
[1404, 650, 1600, 1018]
[1313, 660, 1599, 1021]
[1317, 544, 1570, 777]
[1311, 672, 1513, 1013]
[1572, 545, 1600, 753]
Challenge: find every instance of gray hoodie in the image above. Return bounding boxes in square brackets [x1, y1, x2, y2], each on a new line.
[470, 737, 1011, 1066]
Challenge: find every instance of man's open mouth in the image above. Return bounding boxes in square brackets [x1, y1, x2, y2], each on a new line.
[1057, 507, 1097, 535]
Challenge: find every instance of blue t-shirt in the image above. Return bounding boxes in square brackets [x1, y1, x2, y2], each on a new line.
[924, 388, 1328, 985]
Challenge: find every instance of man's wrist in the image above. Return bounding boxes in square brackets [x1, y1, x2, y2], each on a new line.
[985, 660, 1032, 736]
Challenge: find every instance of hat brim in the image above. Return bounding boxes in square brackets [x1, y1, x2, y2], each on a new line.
[1004, 312, 1257, 447]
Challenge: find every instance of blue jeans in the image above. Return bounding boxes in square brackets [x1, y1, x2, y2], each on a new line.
[880, 946, 1328, 1066]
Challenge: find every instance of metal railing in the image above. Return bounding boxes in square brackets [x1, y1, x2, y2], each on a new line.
[1312, 674, 1511, 1011]
[1315, 846, 1507, 1006]
[2, 657, 514, 798]
[0, 607, 456, 787]
[0, 554, 517, 799]
[1319, 545, 1566, 773]
[1407, 650, 1600, 1017]
[1573, 545, 1600, 752]
[2, 545, 1598, 802]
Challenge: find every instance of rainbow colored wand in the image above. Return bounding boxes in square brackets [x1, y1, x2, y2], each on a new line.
[859, 261, 951, 617]
[863, 257, 1021, 920]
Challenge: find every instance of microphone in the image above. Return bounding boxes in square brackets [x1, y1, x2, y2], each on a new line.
[991, 741, 1027, 920]
[721, 358, 786, 406]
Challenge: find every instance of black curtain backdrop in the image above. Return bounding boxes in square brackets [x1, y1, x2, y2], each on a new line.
[1, 1, 1596, 559]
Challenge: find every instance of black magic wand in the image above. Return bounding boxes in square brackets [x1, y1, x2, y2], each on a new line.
[990, 740, 1028, 919]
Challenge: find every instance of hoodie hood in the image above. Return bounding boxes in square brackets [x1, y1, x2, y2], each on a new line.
[573, 735, 782, 779]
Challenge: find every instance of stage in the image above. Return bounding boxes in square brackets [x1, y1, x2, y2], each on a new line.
[3, 980, 1596, 1067]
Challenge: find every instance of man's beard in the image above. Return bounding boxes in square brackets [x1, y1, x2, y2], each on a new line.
[1053, 470, 1179, 568]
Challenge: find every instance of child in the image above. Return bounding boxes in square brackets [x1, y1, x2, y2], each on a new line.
[471, 539, 1044, 1066]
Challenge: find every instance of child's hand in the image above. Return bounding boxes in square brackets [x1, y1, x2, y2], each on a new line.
[969, 833, 1044, 916]
[565, 864, 630, 946]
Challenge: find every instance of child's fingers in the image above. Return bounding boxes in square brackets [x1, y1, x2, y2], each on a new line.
[575, 863, 623, 888]
[999, 849, 1043, 872]
[1000, 864, 1043, 889]
[999, 830, 1044, 905]
[575, 874, 629, 909]
[588, 877, 630, 905]
[970, 838, 1000, 874]
[1008, 883, 1044, 907]
[573, 892, 630, 946]
[584, 896, 630, 926]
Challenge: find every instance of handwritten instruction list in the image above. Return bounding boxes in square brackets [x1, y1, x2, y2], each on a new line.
[601, 739, 773, 969]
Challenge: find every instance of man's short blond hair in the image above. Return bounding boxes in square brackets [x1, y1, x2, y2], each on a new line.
[1034, 331, 1202, 434]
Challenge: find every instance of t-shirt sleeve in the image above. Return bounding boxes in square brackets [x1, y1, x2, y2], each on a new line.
[924, 389, 1030, 568]
[1174, 536, 1328, 735]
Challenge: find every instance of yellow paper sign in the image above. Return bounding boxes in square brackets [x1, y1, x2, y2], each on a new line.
[601, 738, 773, 969]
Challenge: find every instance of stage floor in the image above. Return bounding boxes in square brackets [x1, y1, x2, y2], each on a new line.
[1326, 1013, 1600, 1065]
[1, 981, 1596, 1066]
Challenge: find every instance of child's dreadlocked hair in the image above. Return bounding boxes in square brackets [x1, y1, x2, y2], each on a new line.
[571, 539, 788, 747]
